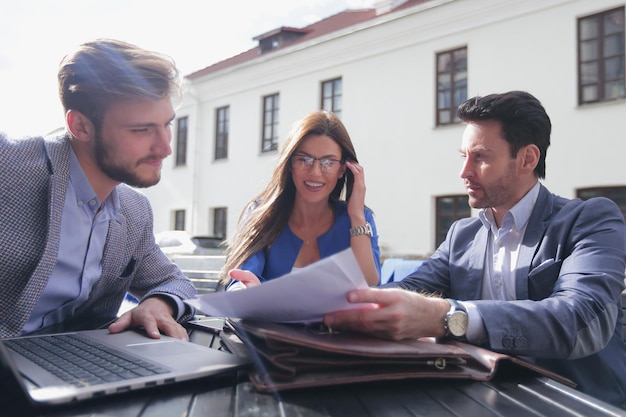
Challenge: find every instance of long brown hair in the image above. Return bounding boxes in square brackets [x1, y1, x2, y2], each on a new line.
[220, 111, 358, 284]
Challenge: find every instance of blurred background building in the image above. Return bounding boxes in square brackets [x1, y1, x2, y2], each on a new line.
[141, 0, 625, 258]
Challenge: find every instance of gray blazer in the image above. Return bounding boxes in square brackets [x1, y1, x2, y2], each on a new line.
[0, 133, 196, 337]
[391, 184, 626, 407]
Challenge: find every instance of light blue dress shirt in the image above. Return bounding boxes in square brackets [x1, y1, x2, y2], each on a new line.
[22, 148, 119, 334]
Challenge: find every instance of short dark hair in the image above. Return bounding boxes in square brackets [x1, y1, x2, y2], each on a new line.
[58, 39, 181, 132]
[456, 91, 551, 178]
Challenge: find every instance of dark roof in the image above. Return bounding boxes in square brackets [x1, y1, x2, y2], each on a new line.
[253, 26, 310, 41]
[186, 1, 431, 80]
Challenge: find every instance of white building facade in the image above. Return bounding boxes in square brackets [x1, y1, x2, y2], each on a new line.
[142, 0, 626, 258]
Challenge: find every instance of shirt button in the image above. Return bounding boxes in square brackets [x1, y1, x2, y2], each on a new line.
[89, 199, 97, 206]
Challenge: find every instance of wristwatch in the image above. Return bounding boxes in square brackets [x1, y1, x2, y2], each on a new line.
[444, 298, 468, 338]
[349, 222, 372, 237]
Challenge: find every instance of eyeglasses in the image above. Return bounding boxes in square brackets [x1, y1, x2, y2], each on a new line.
[291, 153, 344, 174]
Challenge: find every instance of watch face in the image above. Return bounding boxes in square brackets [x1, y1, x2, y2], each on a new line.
[448, 311, 468, 337]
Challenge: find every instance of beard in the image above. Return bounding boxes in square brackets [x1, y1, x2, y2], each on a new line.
[94, 132, 161, 188]
[468, 161, 517, 209]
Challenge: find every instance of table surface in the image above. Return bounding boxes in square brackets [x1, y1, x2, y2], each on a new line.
[4, 327, 625, 417]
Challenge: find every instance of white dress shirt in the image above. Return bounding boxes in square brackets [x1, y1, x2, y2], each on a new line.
[463, 181, 541, 343]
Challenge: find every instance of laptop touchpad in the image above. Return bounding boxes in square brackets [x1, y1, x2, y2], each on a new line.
[125, 340, 205, 356]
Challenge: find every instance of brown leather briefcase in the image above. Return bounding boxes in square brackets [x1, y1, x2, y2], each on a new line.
[226, 319, 576, 393]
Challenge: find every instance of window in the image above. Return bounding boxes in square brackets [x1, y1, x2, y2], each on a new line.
[175, 117, 187, 166]
[435, 195, 470, 247]
[321, 78, 342, 118]
[173, 210, 185, 231]
[578, 7, 625, 104]
[212, 207, 228, 239]
[261, 94, 279, 153]
[577, 186, 626, 221]
[215, 106, 229, 160]
[436, 47, 467, 126]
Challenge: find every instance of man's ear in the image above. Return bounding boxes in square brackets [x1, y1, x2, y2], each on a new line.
[520, 144, 540, 173]
[66, 110, 94, 142]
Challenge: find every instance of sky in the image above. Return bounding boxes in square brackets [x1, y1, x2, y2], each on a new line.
[0, 0, 376, 137]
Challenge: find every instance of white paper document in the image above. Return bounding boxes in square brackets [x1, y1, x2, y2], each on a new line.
[185, 248, 369, 323]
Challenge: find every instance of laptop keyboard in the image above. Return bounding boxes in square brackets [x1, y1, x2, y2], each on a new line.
[5, 333, 169, 387]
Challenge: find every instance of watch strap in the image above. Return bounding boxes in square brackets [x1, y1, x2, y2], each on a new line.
[446, 298, 465, 314]
[349, 222, 372, 237]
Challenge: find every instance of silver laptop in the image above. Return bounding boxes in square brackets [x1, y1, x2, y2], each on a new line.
[0, 328, 249, 407]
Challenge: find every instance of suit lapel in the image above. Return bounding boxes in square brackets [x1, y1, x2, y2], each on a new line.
[466, 224, 488, 299]
[516, 185, 553, 299]
[32, 137, 71, 284]
[101, 211, 125, 276]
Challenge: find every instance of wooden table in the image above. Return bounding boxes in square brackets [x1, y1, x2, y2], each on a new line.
[4, 327, 625, 417]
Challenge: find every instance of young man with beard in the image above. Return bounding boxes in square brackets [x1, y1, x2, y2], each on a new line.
[0, 39, 196, 340]
[323, 91, 626, 408]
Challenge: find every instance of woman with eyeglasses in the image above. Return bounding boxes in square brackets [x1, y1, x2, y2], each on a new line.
[221, 111, 381, 289]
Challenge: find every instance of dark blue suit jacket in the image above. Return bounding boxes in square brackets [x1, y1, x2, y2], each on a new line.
[392, 185, 626, 408]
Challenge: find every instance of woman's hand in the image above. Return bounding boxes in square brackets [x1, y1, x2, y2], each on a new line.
[344, 160, 366, 220]
[228, 269, 262, 289]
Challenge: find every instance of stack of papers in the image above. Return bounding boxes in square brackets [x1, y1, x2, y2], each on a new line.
[185, 248, 369, 323]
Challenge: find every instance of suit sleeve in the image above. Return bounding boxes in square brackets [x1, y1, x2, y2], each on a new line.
[385, 219, 468, 294]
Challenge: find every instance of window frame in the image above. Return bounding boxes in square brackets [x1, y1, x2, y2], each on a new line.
[173, 209, 186, 231]
[175, 116, 188, 167]
[577, 7, 625, 105]
[435, 194, 470, 248]
[212, 207, 228, 239]
[435, 46, 468, 126]
[321, 78, 342, 118]
[261, 94, 279, 153]
[215, 106, 229, 160]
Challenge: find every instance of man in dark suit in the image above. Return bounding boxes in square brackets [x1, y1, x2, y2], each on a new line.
[324, 91, 626, 408]
[0, 39, 196, 340]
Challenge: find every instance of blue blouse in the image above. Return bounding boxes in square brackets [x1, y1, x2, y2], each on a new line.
[239, 202, 381, 284]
